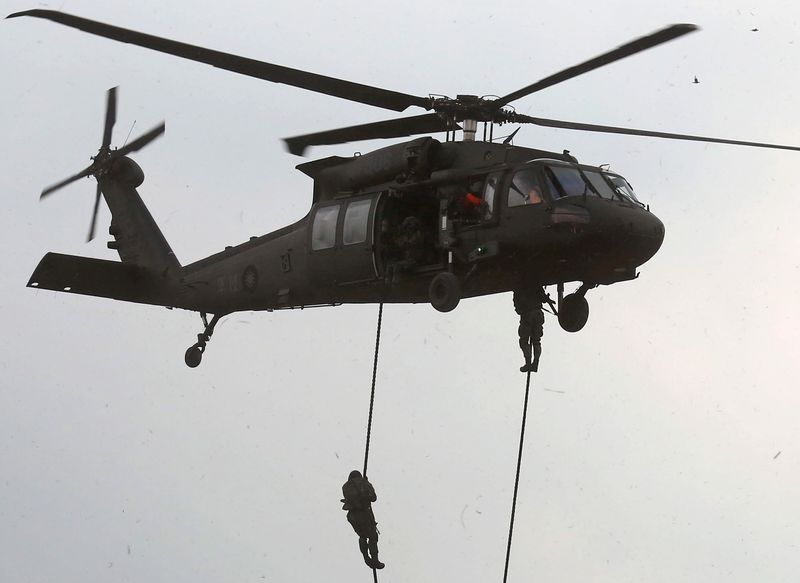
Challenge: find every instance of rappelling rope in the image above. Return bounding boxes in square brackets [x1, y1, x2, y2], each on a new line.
[363, 303, 383, 477]
[362, 303, 384, 582]
[502, 362, 534, 583]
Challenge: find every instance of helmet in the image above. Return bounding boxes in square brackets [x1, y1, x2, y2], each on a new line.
[348, 469, 362, 480]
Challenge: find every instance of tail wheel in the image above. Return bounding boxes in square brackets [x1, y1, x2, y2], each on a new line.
[184, 344, 204, 368]
[558, 293, 589, 332]
[429, 272, 461, 312]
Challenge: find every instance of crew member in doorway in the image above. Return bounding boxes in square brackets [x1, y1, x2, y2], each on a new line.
[513, 287, 548, 373]
[452, 180, 487, 222]
[387, 215, 425, 284]
[341, 470, 385, 569]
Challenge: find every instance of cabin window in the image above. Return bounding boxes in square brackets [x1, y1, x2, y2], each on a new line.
[508, 168, 544, 207]
[312, 204, 340, 250]
[584, 171, 616, 199]
[343, 199, 371, 245]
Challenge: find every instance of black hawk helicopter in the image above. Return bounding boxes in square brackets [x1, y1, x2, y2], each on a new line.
[12, 10, 800, 367]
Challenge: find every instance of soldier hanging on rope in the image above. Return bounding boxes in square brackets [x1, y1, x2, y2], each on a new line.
[513, 286, 553, 373]
[341, 470, 385, 570]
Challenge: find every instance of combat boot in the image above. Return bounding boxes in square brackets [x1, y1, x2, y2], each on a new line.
[519, 340, 533, 372]
[531, 343, 541, 372]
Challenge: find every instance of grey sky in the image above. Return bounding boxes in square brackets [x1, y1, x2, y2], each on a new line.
[2, 1, 799, 582]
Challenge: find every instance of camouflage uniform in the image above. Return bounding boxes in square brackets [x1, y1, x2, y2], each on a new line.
[513, 288, 545, 372]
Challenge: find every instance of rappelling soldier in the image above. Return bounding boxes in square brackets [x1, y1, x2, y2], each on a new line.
[513, 287, 549, 373]
[341, 470, 385, 570]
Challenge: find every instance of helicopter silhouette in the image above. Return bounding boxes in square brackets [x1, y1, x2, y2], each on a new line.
[11, 10, 800, 367]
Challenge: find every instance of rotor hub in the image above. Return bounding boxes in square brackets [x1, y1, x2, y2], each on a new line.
[430, 95, 515, 125]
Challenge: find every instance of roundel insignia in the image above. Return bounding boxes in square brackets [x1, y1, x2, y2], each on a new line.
[242, 265, 259, 293]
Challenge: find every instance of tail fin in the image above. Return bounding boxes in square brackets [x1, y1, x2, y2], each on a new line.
[100, 163, 181, 277]
[27, 252, 175, 307]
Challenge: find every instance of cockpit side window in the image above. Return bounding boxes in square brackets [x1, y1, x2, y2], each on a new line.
[508, 168, 544, 207]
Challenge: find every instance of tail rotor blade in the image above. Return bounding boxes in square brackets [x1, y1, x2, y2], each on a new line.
[40, 163, 95, 199]
[115, 121, 165, 157]
[87, 181, 102, 242]
[101, 86, 118, 148]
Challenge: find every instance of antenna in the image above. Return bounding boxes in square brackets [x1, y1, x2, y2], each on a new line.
[122, 120, 137, 148]
[502, 128, 521, 145]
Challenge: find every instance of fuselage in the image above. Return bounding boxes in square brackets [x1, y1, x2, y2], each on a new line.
[175, 139, 665, 314]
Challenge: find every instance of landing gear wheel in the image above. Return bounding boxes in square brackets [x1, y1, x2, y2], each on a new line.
[429, 272, 461, 312]
[558, 293, 589, 332]
[184, 344, 204, 368]
[184, 312, 223, 368]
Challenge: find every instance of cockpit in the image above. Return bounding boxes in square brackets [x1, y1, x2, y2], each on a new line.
[502, 161, 644, 208]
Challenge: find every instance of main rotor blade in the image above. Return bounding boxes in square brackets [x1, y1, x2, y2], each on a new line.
[114, 121, 165, 157]
[40, 163, 95, 199]
[8, 9, 431, 112]
[87, 181, 102, 242]
[283, 113, 457, 156]
[494, 23, 698, 109]
[514, 114, 800, 152]
[101, 86, 118, 148]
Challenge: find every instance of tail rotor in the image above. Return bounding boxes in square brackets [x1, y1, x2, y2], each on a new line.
[39, 86, 164, 241]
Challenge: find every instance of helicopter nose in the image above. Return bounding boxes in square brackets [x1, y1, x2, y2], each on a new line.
[627, 210, 665, 266]
[581, 205, 665, 272]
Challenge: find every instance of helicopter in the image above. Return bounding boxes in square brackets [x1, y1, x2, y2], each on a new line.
[12, 10, 800, 368]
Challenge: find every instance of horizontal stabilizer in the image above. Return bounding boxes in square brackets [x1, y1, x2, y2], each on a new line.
[27, 252, 172, 307]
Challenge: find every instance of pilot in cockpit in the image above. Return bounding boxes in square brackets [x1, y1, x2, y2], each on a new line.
[527, 186, 543, 205]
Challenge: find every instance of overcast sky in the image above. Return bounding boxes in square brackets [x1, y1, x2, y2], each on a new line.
[2, 1, 799, 582]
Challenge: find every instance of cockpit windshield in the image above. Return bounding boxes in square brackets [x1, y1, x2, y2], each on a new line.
[544, 164, 615, 200]
[606, 174, 642, 204]
[547, 165, 586, 198]
[539, 162, 643, 205]
[583, 171, 617, 199]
